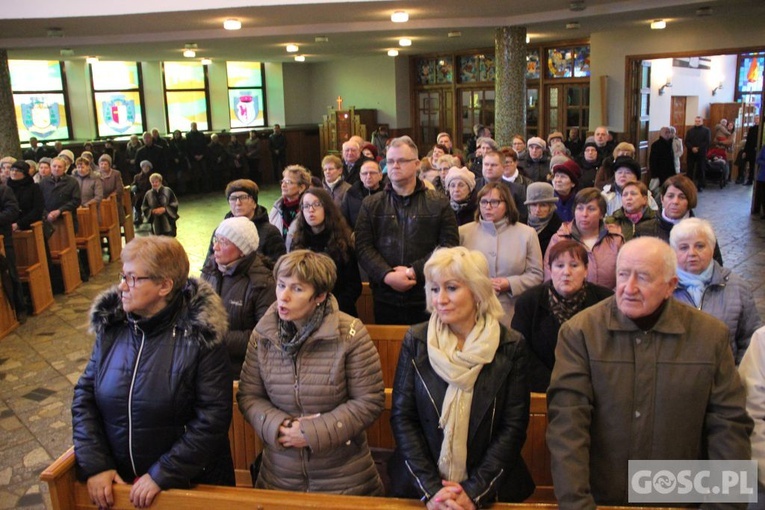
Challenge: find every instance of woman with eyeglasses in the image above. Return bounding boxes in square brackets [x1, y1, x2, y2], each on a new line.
[201, 217, 276, 380]
[459, 182, 543, 327]
[72, 236, 235, 510]
[269, 164, 312, 239]
[286, 187, 361, 316]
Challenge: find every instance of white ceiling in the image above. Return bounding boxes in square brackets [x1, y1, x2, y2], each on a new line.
[0, 0, 759, 63]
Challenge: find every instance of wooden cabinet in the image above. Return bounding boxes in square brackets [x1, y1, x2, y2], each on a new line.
[709, 102, 756, 150]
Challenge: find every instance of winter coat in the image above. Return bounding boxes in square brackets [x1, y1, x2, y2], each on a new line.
[131, 171, 152, 210]
[606, 205, 656, 242]
[340, 180, 385, 229]
[75, 172, 103, 208]
[649, 136, 676, 186]
[7, 174, 44, 230]
[389, 322, 535, 505]
[602, 184, 659, 216]
[459, 219, 543, 327]
[518, 154, 551, 182]
[451, 194, 478, 227]
[510, 281, 613, 392]
[738, 327, 765, 488]
[323, 178, 351, 209]
[141, 185, 179, 236]
[355, 180, 459, 307]
[206, 207, 286, 266]
[268, 196, 301, 238]
[237, 297, 385, 495]
[544, 221, 624, 290]
[674, 261, 762, 364]
[547, 297, 752, 507]
[0, 184, 20, 244]
[534, 213, 562, 257]
[72, 279, 235, 490]
[634, 211, 724, 266]
[40, 174, 81, 230]
[99, 170, 125, 224]
[201, 252, 276, 379]
[343, 157, 369, 186]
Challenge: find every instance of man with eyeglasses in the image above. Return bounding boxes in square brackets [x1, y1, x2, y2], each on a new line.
[341, 159, 387, 229]
[321, 155, 351, 208]
[204, 179, 285, 265]
[355, 136, 459, 325]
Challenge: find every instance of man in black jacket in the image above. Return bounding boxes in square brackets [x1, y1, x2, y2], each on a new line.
[355, 136, 459, 324]
[685, 116, 711, 191]
[0, 182, 23, 322]
[649, 127, 676, 187]
[341, 159, 385, 229]
[740, 116, 760, 185]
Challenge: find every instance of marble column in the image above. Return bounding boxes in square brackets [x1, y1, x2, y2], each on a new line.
[494, 27, 527, 147]
[0, 50, 21, 159]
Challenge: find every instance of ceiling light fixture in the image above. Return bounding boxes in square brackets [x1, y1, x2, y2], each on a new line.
[295, 55, 306, 62]
[399, 38, 412, 47]
[223, 19, 241, 30]
[201, 58, 212, 66]
[286, 44, 299, 53]
[651, 19, 666, 29]
[391, 11, 409, 23]
[388, 49, 399, 57]
[183, 49, 196, 58]
[86, 56, 99, 64]
[60, 49, 74, 57]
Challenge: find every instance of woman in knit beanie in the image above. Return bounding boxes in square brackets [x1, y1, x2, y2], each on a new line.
[444, 166, 478, 226]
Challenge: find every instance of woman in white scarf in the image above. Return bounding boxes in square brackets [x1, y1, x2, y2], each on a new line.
[389, 246, 535, 508]
[670, 218, 761, 364]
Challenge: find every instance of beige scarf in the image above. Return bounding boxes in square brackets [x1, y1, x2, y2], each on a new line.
[426, 312, 500, 482]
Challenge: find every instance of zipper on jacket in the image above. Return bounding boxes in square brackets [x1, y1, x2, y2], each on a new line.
[698, 281, 726, 309]
[292, 354, 309, 490]
[474, 467, 505, 506]
[489, 398, 497, 438]
[405, 459, 431, 500]
[412, 360, 441, 422]
[128, 324, 146, 478]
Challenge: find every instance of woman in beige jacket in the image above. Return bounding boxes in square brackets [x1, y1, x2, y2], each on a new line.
[237, 250, 385, 495]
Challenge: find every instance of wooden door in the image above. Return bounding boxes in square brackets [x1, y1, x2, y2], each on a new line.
[671, 96, 687, 171]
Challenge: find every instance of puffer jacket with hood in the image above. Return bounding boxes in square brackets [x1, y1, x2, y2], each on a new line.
[72, 278, 235, 489]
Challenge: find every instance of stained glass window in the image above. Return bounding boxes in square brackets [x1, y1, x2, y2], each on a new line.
[9, 60, 71, 142]
[163, 61, 210, 132]
[226, 62, 266, 129]
[90, 61, 145, 137]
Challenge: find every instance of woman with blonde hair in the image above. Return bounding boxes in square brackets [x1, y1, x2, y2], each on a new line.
[269, 164, 312, 238]
[389, 246, 535, 507]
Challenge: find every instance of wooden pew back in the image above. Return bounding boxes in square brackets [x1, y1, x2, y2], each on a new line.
[99, 195, 122, 261]
[121, 186, 135, 244]
[49, 212, 82, 293]
[12, 221, 54, 314]
[76, 203, 105, 276]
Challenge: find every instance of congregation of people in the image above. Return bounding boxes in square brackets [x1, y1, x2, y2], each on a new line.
[5, 123, 765, 509]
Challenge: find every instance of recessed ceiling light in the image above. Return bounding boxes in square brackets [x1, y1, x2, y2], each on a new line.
[315, 36, 329, 43]
[651, 19, 666, 29]
[391, 11, 408, 23]
[387, 49, 399, 57]
[566, 22, 580, 29]
[223, 19, 241, 30]
[399, 38, 412, 47]
[294, 55, 306, 62]
[183, 49, 196, 58]
[286, 44, 299, 53]
[201, 58, 212, 65]
[448, 31, 462, 38]
[86, 56, 99, 64]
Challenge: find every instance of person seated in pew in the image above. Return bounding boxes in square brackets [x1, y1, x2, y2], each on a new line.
[389, 246, 535, 509]
[131, 160, 153, 228]
[200, 217, 275, 381]
[7, 161, 44, 234]
[141, 173, 179, 237]
[72, 236, 235, 510]
[237, 250, 385, 495]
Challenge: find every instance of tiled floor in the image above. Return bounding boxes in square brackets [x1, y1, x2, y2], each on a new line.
[1, 183, 764, 509]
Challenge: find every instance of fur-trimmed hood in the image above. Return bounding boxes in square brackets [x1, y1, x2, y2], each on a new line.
[89, 277, 228, 349]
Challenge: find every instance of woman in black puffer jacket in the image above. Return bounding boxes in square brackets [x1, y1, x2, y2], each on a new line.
[72, 236, 234, 509]
[7, 161, 44, 231]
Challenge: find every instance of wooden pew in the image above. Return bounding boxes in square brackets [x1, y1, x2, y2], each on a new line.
[12, 221, 54, 315]
[122, 186, 134, 244]
[49, 212, 82, 293]
[0, 236, 20, 338]
[99, 195, 122, 261]
[355, 281, 374, 325]
[366, 324, 408, 387]
[76, 203, 105, 277]
[43, 446, 571, 510]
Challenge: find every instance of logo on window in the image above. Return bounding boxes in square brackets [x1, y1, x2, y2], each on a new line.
[103, 96, 136, 134]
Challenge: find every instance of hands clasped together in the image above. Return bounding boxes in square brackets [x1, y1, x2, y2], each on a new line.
[426, 481, 476, 510]
[278, 413, 321, 449]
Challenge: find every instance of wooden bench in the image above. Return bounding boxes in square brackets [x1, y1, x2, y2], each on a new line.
[99, 195, 122, 262]
[355, 281, 374, 325]
[49, 212, 82, 293]
[76, 203, 105, 277]
[43, 446, 573, 510]
[121, 186, 134, 244]
[0, 237, 20, 338]
[12, 221, 54, 315]
[366, 324, 408, 387]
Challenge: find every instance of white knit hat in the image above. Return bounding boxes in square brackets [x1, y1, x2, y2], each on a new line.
[215, 217, 260, 256]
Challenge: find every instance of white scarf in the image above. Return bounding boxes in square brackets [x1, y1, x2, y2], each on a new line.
[426, 313, 500, 482]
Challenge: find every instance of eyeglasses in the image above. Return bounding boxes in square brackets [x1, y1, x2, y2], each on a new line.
[360, 171, 380, 177]
[228, 194, 252, 203]
[302, 202, 323, 211]
[212, 236, 233, 248]
[119, 273, 154, 287]
[280, 179, 297, 186]
[479, 199, 504, 208]
[385, 158, 417, 167]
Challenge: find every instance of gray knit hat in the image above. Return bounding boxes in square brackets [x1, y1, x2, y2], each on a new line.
[525, 182, 558, 205]
[215, 217, 260, 256]
[444, 166, 476, 192]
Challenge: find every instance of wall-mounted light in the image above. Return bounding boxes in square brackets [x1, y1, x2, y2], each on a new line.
[399, 38, 412, 47]
[712, 81, 724, 96]
[201, 58, 212, 66]
[658, 79, 673, 95]
[391, 11, 408, 23]
[86, 56, 99, 64]
[526, 34, 530, 44]
[286, 44, 299, 53]
[651, 19, 666, 30]
[294, 55, 306, 62]
[387, 49, 399, 57]
[184, 43, 197, 58]
[223, 19, 241, 30]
